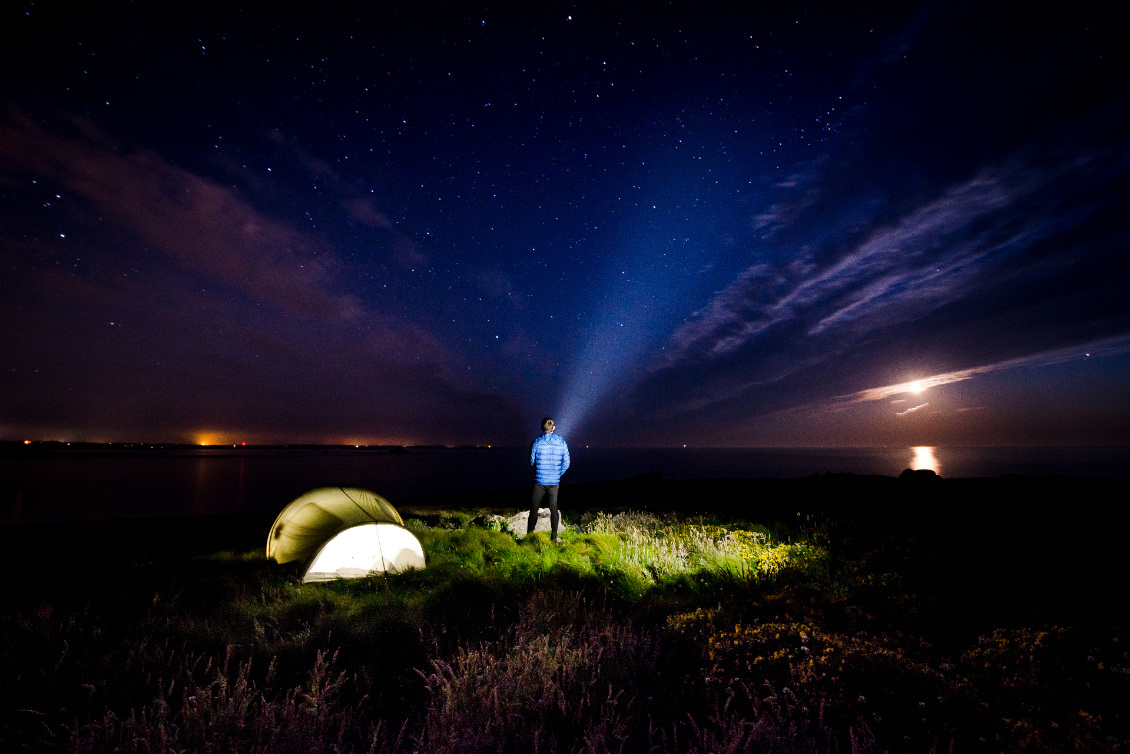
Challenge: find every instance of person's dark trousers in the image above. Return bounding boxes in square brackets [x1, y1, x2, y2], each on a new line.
[528, 484, 560, 539]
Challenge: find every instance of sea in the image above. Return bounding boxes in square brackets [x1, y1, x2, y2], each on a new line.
[2, 445, 1127, 524]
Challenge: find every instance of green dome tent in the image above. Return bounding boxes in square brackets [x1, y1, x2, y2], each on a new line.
[267, 487, 425, 582]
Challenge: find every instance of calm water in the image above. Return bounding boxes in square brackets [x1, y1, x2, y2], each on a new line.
[2, 446, 1127, 523]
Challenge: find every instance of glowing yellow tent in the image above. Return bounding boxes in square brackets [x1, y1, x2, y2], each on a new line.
[267, 487, 425, 582]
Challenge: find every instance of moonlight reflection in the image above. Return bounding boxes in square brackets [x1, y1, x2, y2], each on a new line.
[910, 446, 941, 475]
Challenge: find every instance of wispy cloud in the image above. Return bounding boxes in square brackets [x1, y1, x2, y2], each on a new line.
[661, 167, 1032, 369]
[0, 108, 363, 322]
[603, 113, 1130, 446]
[896, 403, 929, 416]
[645, 134, 1126, 413]
[831, 334, 1130, 409]
[0, 108, 524, 442]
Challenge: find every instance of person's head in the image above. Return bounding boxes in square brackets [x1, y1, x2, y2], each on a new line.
[541, 417, 555, 433]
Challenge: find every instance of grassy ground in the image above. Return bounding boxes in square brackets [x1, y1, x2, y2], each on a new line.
[1, 476, 1127, 752]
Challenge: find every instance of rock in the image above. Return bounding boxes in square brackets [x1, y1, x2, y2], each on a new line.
[507, 508, 567, 537]
[899, 468, 941, 481]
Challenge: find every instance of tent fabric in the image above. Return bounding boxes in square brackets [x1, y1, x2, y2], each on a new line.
[267, 486, 406, 565]
[303, 523, 426, 583]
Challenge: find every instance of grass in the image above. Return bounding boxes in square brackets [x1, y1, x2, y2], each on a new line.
[1, 505, 1127, 752]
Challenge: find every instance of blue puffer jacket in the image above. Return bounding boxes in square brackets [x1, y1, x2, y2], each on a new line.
[530, 432, 570, 485]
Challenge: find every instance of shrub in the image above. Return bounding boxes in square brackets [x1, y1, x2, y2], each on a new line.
[415, 593, 657, 753]
[54, 645, 402, 754]
[667, 609, 948, 752]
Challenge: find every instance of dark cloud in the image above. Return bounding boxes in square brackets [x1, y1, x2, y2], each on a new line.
[0, 110, 524, 443]
[0, 109, 360, 321]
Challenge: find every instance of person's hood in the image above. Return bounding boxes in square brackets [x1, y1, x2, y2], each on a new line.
[542, 432, 566, 445]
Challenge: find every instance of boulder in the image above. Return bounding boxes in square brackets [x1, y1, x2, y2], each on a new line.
[899, 468, 941, 481]
[507, 508, 567, 538]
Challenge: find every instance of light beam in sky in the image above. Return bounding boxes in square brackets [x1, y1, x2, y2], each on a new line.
[554, 231, 687, 440]
[555, 300, 657, 440]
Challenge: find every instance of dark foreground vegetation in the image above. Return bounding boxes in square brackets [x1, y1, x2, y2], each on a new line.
[1, 475, 1127, 752]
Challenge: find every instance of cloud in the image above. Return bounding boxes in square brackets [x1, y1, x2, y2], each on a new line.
[0, 108, 524, 443]
[0, 108, 362, 322]
[267, 127, 426, 269]
[345, 197, 396, 230]
[895, 403, 929, 416]
[830, 334, 1130, 409]
[606, 0, 1130, 443]
[663, 167, 1024, 368]
[640, 133, 1128, 414]
[590, 106, 1130, 448]
[751, 165, 822, 237]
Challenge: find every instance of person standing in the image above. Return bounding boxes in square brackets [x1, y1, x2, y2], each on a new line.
[528, 417, 570, 542]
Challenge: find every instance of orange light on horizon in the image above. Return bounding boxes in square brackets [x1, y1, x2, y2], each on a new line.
[191, 433, 429, 447]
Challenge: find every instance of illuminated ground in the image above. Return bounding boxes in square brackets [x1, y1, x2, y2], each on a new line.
[1, 475, 1126, 752]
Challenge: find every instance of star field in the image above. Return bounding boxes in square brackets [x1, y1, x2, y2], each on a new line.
[1, 1, 1128, 446]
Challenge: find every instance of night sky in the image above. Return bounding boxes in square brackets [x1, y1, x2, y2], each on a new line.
[2, 1, 1128, 447]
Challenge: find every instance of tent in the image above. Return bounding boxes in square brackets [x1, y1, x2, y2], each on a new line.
[267, 487, 425, 583]
[303, 523, 425, 582]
